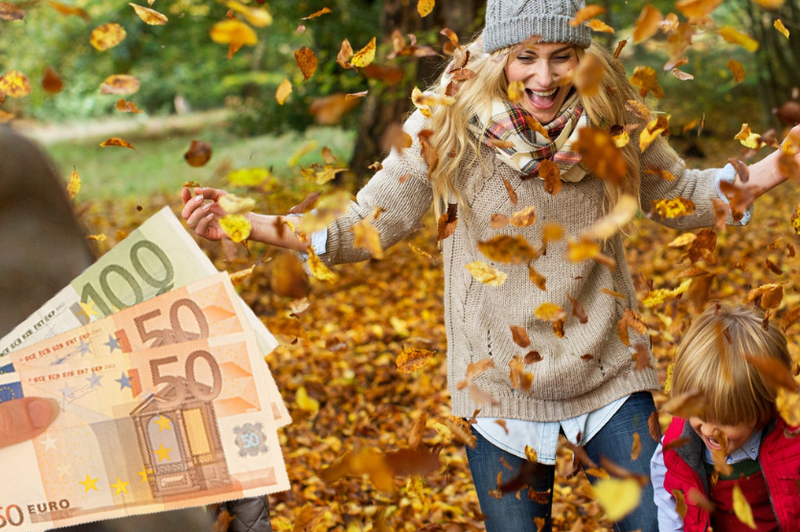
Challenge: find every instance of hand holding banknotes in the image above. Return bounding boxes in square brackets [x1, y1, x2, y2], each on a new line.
[0, 129, 94, 450]
[180, 187, 309, 252]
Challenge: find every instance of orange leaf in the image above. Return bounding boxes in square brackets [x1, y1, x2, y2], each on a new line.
[574, 53, 605, 97]
[295, 46, 318, 80]
[509, 206, 537, 228]
[774, 19, 790, 39]
[275, 79, 292, 105]
[587, 19, 615, 33]
[728, 59, 745, 83]
[116, 99, 143, 113]
[437, 203, 458, 241]
[573, 127, 628, 185]
[396, 348, 436, 373]
[633, 5, 662, 44]
[90, 23, 127, 51]
[639, 115, 670, 152]
[417, 0, 434, 17]
[675, 0, 723, 19]
[336, 38, 354, 69]
[301, 7, 331, 20]
[47, 1, 89, 20]
[718, 26, 759, 52]
[510, 325, 531, 348]
[478, 234, 539, 264]
[570, 4, 605, 26]
[0, 2, 24, 21]
[629, 66, 665, 99]
[99, 137, 136, 150]
[129, 3, 168, 25]
[309, 93, 360, 125]
[210, 20, 257, 46]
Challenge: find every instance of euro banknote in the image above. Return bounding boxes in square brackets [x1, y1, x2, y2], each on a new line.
[0, 207, 290, 426]
[0, 333, 288, 531]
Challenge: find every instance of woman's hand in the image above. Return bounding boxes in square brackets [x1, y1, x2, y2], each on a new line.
[0, 397, 58, 450]
[180, 187, 231, 241]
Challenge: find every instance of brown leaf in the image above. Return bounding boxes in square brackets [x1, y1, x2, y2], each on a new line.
[478, 234, 539, 264]
[41, 67, 64, 94]
[566, 292, 588, 324]
[648, 411, 661, 442]
[490, 214, 509, 229]
[632, 343, 651, 371]
[508, 355, 533, 393]
[625, 99, 651, 122]
[539, 159, 562, 195]
[661, 390, 705, 418]
[510, 325, 531, 348]
[687, 229, 717, 264]
[336, 38, 354, 69]
[614, 39, 628, 59]
[100, 74, 141, 95]
[617, 309, 646, 346]
[525, 351, 543, 364]
[295, 47, 318, 80]
[574, 53, 604, 97]
[633, 5, 662, 43]
[418, 129, 439, 176]
[293, 503, 327, 532]
[502, 177, 518, 205]
[437, 203, 457, 241]
[309, 93, 360, 125]
[270, 252, 310, 299]
[528, 264, 547, 291]
[47, 1, 89, 19]
[184, 140, 213, 167]
[509, 206, 537, 228]
[396, 348, 436, 374]
[688, 272, 715, 311]
[0, 1, 23, 20]
[744, 355, 797, 391]
[572, 127, 627, 186]
[301, 7, 331, 19]
[602, 288, 626, 299]
[116, 99, 143, 113]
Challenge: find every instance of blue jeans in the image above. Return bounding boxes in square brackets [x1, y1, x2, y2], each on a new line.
[466, 391, 660, 532]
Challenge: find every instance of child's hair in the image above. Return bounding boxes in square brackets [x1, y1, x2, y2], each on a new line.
[671, 302, 792, 426]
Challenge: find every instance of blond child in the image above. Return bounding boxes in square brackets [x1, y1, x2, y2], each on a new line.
[651, 303, 799, 531]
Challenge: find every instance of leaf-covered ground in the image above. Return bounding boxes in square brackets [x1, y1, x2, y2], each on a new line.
[76, 150, 800, 531]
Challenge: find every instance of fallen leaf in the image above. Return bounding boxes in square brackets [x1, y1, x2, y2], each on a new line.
[587, 19, 615, 33]
[572, 127, 627, 185]
[574, 53, 604, 97]
[617, 309, 646, 346]
[210, 20, 258, 48]
[728, 59, 745, 83]
[47, 1, 89, 20]
[581, 194, 638, 240]
[594, 478, 642, 521]
[510, 325, 531, 348]
[732, 483, 757, 529]
[309, 93, 360, 125]
[650, 197, 696, 219]
[774, 19, 790, 39]
[437, 203, 457, 241]
[184, 140, 213, 167]
[675, 0, 723, 19]
[336, 38, 354, 69]
[219, 214, 251, 242]
[396, 348, 436, 374]
[570, 4, 605, 26]
[643, 278, 692, 308]
[639, 115, 670, 152]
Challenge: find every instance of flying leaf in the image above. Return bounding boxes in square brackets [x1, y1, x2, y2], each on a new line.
[275, 79, 292, 105]
[718, 26, 759, 52]
[570, 4, 605, 26]
[573, 127, 627, 186]
[295, 386, 319, 415]
[594, 478, 642, 521]
[643, 278, 692, 307]
[301, 7, 331, 20]
[184, 140, 212, 167]
[418, 129, 439, 175]
[116, 99, 143, 113]
[309, 94, 360, 125]
[507, 80, 525, 103]
[776, 388, 800, 426]
[129, 3, 167, 25]
[66, 167, 81, 200]
[437, 203, 458, 241]
[353, 207, 384, 258]
[502, 177, 518, 205]
[727, 60, 745, 83]
[100, 74, 141, 95]
[307, 247, 338, 282]
[0, 70, 30, 98]
[458, 359, 496, 391]
[465, 262, 507, 286]
[625, 99, 651, 121]
[567, 238, 601, 262]
[732, 483, 757, 530]
[617, 309, 646, 346]
[587, 19, 615, 33]
[581, 194, 638, 240]
[227, 168, 269, 187]
[47, 1, 89, 20]
[567, 293, 588, 324]
[510, 325, 531, 348]
[574, 53, 604, 97]
[269, 253, 309, 299]
[629, 66, 665, 99]
[417, 0, 434, 17]
[508, 356, 533, 393]
[774, 19, 790, 39]
[351, 37, 377, 68]
[0, 110, 14, 123]
[539, 160, 562, 195]
[337, 38, 354, 69]
[535, 302, 566, 323]
[639, 115, 669, 152]
[675, 0, 723, 19]
[90, 23, 127, 51]
[667, 232, 697, 247]
[509, 206, 537, 228]
[396, 348, 435, 374]
[219, 214, 251, 242]
[0, 2, 24, 20]
[671, 68, 693, 81]
[469, 383, 499, 405]
[528, 264, 547, 291]
[478, 234, 539, 264]
[210, 20, 257, 48]
[734, 123, 766, 150]
[41, 67, 63, 94]
[226, 1, 272, 27]
[99, 137, 136, 150]
[650, 197, 696, 219]
[295, 46, 318, 80]
[633, 5, 662, 43]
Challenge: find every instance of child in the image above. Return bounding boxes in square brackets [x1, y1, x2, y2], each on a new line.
[651, 303, 799, 531]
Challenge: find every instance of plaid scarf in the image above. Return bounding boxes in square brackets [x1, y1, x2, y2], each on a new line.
[470, 91, 589, 182]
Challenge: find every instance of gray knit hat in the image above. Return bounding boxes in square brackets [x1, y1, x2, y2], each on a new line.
[483, 0, 592, 53]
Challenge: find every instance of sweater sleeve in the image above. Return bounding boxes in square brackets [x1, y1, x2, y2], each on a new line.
[317, 111, 434, 266]
[637, 136, 753, 231]
[651, 441, 685, 532]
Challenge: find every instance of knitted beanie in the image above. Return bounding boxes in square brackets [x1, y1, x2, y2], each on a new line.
[483, 0, 592, 53]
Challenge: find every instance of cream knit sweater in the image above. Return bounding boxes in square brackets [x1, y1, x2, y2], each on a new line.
[320, 110, 734, 422]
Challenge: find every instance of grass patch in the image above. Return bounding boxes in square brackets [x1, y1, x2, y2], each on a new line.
[48, 126, 356, 200]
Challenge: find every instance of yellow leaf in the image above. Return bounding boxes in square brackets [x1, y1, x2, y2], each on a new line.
[210, 20, 258, 46]
[639, 115, 669, 152]
[509, 206, 537, 228]
[0, 70, 31, 98]
[752, 0, 785, 8]
[507, 80, 525, 103]
[227, 0, 272, 27]
[90, 23, 127, 51]
[306, 247, 338, 283]
[776, 388, 800, 426]
[651, 197, 696, 218]
[411, 86, 433, 118]
[288, 141, 319, 167]
[465, 262, 507, 286]
[629, 66, 664, 99]
[667, 232, 697, 247]
[732, 483, 757, 529]
[567, 239, 601, 262]
[594, 478, 642, 521]
[296, 386, 319, 415]
[643, 278, 692, 307]
[580, 194, 638, 240]
[219, 214, 251, 242]
[524, 445, 538, 463]
[478, 234, 539, 264]
[219, 193, 255, 215]
[535, 302, 566, 322]
[718, 26, 759, 52]
[66, 167, 81, 200]
[276, 79, 292, 105]
[129, 3, 167, 25]
[351, 37, 377, 68]
[227, 168, 269, 187]
[396, 348, 435, 373]
[417, 0, 434, 17]
[100, 74, 141, 95]
[352, 208, 383, 259]
[774, 19, 790, 39]
[116, 99, 143, 114]
[298, 189, 350, 234]
[86, 234, 107, 242]
[734, 123, 766, 150]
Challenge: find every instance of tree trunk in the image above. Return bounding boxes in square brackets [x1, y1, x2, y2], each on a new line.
[349, 0, 482, 183]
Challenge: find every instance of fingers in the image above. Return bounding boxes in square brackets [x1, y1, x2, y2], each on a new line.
[194, 212, 216, 237]
[0, 397, 59, 449]
[180, 187, 192, 206]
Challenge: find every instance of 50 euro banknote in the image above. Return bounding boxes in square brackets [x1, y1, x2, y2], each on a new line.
[0, 207, 290, 426]
[0, 333, 288, 531]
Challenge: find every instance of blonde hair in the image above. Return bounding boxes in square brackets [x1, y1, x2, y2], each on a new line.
[425, 37, 682, 218]
[671, 303, 791, 426]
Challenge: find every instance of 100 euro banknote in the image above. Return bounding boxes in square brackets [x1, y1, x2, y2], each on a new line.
[0, 333, 288, 531]
[0, 207, 290, 426]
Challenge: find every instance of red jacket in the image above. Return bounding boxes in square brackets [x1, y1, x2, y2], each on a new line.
[661, 417, 800, 531]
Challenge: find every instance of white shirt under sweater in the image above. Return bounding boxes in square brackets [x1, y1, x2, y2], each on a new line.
[306, 166, 748, 464]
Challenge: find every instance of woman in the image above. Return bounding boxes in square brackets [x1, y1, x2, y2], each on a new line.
[182, 1, 797, 530]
